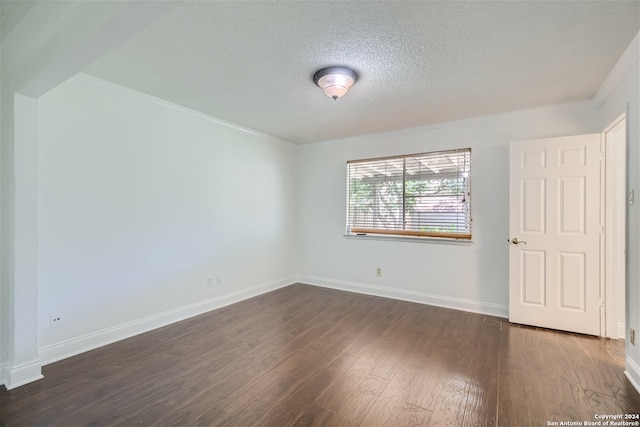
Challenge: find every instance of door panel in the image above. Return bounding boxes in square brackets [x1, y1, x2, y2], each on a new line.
[558, 177, 585, 234]
[522, 178, 546, 233]
[521, 249, 546, 306]
[509, 134, 602, 336]
[558, 251, 585, 310]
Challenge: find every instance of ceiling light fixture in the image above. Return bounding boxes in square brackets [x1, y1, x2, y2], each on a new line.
[313, 66, 358, 101]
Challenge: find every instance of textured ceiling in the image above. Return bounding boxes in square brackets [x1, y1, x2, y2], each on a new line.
[85, 1, 639, 144]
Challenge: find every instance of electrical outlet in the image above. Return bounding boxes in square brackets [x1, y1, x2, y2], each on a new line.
[631, 328, 636, 346]
[50, 313, 63, 329]
[376, 267, 382, 277]
[216, 275, 223, 286]
[207, 276, 214, 288]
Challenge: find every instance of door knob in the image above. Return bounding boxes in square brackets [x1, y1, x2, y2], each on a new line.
[511, 237, 527, 245]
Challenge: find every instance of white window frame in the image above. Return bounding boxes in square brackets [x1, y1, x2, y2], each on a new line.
[346, 148, 471, 240]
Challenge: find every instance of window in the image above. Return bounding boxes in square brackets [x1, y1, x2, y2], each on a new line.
[346, 148, 471, 239]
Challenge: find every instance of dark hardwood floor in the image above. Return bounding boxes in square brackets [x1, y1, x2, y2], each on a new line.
[1, 283, 639, 426]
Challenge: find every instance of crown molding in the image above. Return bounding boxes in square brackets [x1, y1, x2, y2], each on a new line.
[594, 31, 639, 107]
[299, 98, 598, 149]
[73, 73, 298, 149]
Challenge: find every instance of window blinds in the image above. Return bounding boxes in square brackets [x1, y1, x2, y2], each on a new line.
[346, 148, 471, 239]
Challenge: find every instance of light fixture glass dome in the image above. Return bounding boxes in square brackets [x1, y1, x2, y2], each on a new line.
[313, 66, 358, 100]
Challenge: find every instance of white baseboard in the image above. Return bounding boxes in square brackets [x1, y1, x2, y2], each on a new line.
[298, 275, 509, 318]
[0, 362, 7, 389]
[626, 356, 640, 395]
[4, 359, 43, 390]
[39, 276, 296, 366]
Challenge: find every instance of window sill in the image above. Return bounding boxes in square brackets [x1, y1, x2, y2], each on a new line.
[344, 233, 473, 245]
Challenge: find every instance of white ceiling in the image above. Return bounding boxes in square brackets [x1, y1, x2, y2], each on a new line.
[85, 1, 639, 144]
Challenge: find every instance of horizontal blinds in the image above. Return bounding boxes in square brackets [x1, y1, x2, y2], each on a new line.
[347, 148, 471, 239]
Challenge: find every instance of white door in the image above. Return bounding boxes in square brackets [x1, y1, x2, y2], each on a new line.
[509, 134, 603, 336]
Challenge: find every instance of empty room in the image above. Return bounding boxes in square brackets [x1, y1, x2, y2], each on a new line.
[2, 1, 640, 426]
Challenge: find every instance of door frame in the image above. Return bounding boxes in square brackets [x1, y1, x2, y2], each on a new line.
[603, 113, 627, 338]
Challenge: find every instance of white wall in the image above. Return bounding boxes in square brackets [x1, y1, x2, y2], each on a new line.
[1, 0, 182, 389]
[297, 103, 600, 316]
[36, 75, 297, 361]
[599, 57, 640, 388]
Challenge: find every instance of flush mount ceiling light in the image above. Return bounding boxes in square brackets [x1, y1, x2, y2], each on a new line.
[313, 66, 358, 101]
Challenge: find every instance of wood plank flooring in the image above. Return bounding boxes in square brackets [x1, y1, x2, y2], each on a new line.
[1, 283, 639, 426]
